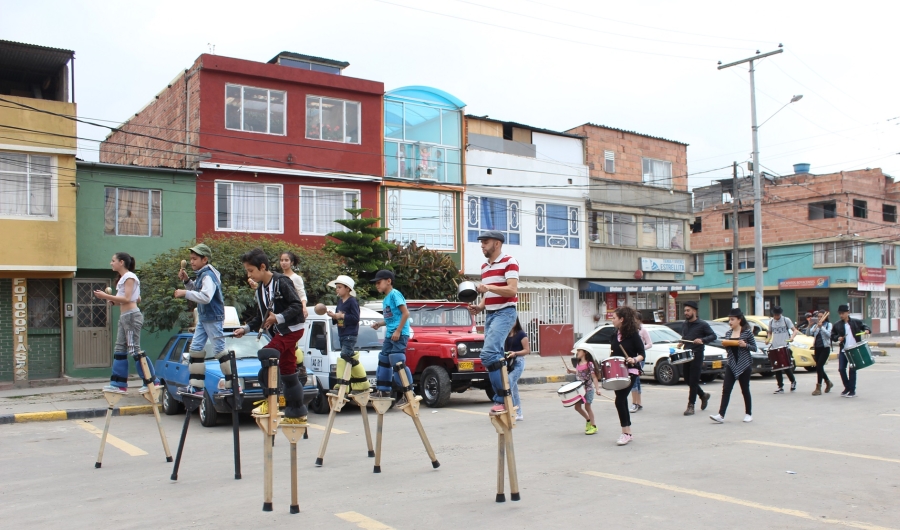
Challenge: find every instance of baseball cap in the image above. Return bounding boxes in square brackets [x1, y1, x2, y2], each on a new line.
[476, 230, 505, 243]
[371, 270, 395, 283]
[189, 243, 212, 258]
[838, 304, 850, 313]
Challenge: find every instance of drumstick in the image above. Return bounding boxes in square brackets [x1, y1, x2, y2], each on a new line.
[560, 357, 569, 371]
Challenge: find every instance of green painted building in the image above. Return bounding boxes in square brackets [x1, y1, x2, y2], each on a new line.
[66, 162, 198, 378]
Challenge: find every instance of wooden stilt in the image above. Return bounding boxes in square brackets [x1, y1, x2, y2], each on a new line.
[315, 363, 351, 466]
[253, 360, 280, 512]
[138, 355, 173, 462]
[488, 365, 520, 501]
[227, 350, 243, 480]
[351, 391, 375, 457]
[280, 424, 306, 514]
[496, 431, 506, 502]
[94, 391, 123, 468]
[369, 397, 393, 473]
[170, 393, 202, 481]
[396, 363, 440, 468]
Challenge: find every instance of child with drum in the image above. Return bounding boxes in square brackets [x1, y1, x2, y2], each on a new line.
[565, 349, 601, 435]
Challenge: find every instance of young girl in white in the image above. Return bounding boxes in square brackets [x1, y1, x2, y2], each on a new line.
[566, 348, 601, 435]
[94, 252, 160, 394]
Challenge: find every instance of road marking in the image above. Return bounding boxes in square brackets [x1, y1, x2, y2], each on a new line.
[335, 511, 395, 529]
[75, 420, 148, 457]
[739, 440, 900, 464]
[583, 471, 892, 530]
[446, 408, 488, 416]
[14, 411, 67, 422]
[306, 423, 347, 435]
[881, 414, 900, 417]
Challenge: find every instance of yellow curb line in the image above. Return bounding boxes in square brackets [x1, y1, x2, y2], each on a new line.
[14, 410, 68, 423]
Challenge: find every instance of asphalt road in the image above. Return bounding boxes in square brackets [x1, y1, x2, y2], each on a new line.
[1, 352, 899, 530]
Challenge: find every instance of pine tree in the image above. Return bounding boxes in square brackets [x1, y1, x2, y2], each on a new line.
[327, 207, 393, 285]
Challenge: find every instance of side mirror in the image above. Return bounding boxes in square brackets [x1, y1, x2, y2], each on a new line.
[181, 351, 190, 364]
[315, 335, 327, 351]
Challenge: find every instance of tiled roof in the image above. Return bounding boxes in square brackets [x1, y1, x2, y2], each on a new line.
[573, 122, 688, 146]
[0, 39, 74, 75]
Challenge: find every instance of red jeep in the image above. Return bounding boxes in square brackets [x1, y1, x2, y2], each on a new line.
[369, 300, 489, 407]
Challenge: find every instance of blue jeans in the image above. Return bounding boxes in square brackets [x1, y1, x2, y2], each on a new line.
[339, 335, 358, 359]
[838, 349, 856, 394]
[480, 306, 517, 403]
[191, 320, 225, 355]
[508, 356, 525, 414]
[377, 335, 411, 392]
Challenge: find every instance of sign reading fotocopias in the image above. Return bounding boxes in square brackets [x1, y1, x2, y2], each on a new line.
[12, 278, 28, 381]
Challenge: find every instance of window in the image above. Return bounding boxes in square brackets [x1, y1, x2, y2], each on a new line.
[848, 297, 864, 316]
[642, 217, 683, 249]
[467, 196, 520, 245]
[883, 244, 896, 267]
[387, 189, 455, 250]
[305, 96, 360, 144]
[809, 201, 837, 220]
[724, 249, 768, 271]
[536, 203, 579, 249]
[383, 100, 462, 184]
[604, 150, 615, 173]
[299, 186, 359, 235]
[278, 58, 341, 75]
[814, 241, 864, 264]
[27, 279, 60, 329]
[853, 199, 867, 219]
[642, 157, 673, 189]
[104, 188, 161, 236]
[225, 84, 286, 135]
[692, 216, 702, 233]
[691, 254, 704, 274]
[883, 204, 897, 223]
[215, 181, 283, 233]
[724, 212, 753, 229]
[586, 327, 614, 344]
[0, 152, 53, 218]
[590, 211, 637, 246]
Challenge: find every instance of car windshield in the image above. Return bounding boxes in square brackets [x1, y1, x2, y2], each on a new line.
[407, 305, 473, 327]
[202, 335, 270, 360]
[331, 323, 384, 350]
[647, 326, 683, 344]
[708, 321, 732, 338]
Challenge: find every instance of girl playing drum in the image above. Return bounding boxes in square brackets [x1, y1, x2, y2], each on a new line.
[609, 307, 645, 446]
[566, 349, 601, 435]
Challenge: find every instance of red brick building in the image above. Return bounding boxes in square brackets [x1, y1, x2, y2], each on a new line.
[100, 52, 384, 248]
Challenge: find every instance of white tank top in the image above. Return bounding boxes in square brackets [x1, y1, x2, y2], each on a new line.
[117, 272, 141, 302]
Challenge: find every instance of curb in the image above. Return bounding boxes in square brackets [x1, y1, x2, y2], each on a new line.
[0, 405, 155, 425]
[868, 342, 900, 349]
[519, 374, 575, 386]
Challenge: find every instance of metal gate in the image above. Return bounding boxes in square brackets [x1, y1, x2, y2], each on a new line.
[74, 279, 111, 368]
[474, 288, 573, 355]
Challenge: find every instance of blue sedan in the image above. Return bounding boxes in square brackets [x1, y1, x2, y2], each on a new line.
[154, 332, 315, 427]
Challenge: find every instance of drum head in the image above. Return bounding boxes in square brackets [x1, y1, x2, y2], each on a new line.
[558, 381, 584, 393]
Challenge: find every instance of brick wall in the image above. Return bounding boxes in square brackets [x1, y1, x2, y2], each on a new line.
[566, 124, 689, 191]
[100, 57, 202, 168]
[692, 168, 897, 251]
[0, 280, 12, 382]
[26, 331, 61, 379]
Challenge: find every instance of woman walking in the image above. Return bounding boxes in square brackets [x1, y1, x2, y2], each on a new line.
[710, 308, 756, 423]
[505, 318, 530, 421]
[609, 307, 645, 446]
[807, 311, 834, 395]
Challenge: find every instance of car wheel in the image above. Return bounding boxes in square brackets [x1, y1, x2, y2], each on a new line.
[804, 366, 816, 372]
[199, 390, 219, 427]
[484, 385, 496, 402]
[421, 366, 452, 408]
[700, 373, 716, 383]
[160, 384, 182, 416]
[655, 360, 678, 386]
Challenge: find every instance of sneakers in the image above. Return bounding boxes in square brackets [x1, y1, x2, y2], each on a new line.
[516, 414, 524, 421]
[629, 404, 643, 413]
[790, 381, 797, 392]
[585, 425, 597, 435]
[709, 414, 724, 423]
[139, 382, 163, 395]
[699, 392, 710, 411]
[178, 386, 204, 397]
[773, 387, 784, 394]
[824, 380, 834, 393]
[743, 414, 753, 423]
[840, 389, 849, 396]
[616, 433, 632, 445]
[684, 405, 695, 416]
[217, 388, 233, 396]
[843, 392, 857, 398]
[282, 416, 308, 425]
[102, 385, 127, 394]
[490, 403, 506, 413]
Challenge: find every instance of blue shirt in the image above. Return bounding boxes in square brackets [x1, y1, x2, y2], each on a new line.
[382, 289, 411, 336]
[334, 297, 360, 338]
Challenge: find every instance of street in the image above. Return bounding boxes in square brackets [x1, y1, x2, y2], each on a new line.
[1, 353, 898, 530]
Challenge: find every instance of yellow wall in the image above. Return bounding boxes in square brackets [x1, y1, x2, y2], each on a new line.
[0, 96, 77, 271]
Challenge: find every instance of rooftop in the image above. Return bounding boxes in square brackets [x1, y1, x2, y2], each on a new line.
[0, 39, 74, 76]
[572, 122, 688, 146]
[466, 115, 584, 139]
[267, 51, 349, 69]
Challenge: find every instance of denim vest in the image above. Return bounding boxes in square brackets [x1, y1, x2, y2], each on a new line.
[195, 265, 224, 322]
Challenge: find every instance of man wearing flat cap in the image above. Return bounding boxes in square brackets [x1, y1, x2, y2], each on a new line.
[679, 300, 717, 416]
[468, 230, 520, 414]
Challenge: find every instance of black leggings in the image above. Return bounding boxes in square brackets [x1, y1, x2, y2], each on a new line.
[814, 347, 832, 385]
[614, 375, 638, 427]
[719, 367, 752, 417]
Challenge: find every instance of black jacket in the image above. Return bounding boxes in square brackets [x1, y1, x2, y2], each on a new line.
[609, 330, 646, 360]
[246, 272, 305, 337]
[680, 319, 717, 354]
[830, 318, 869, 350]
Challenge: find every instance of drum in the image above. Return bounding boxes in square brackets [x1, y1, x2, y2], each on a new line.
[557, 381, 586, 407]
[670, 349, 694, 365]
[600, 356, 631, 391]
[767, 346, 793, 371]
[845, 341, 875, 370]
[721, 339, 741, 348]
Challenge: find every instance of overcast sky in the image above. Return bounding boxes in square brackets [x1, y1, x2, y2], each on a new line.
[5, 0, 898, 189]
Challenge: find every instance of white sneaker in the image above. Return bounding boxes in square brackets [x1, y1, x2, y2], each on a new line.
[709, 414, 724, 423]
[515, 414, 524, 421]
[616, 433, 632, 446]
[743, 414, 753, 423]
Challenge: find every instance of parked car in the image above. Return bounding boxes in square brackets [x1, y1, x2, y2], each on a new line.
[713, 315, 817, 371]
[572, 324, 727, 385]
[666, 320, 775, 376]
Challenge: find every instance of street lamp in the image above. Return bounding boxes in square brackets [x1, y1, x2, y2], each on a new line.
[758, 95, 803, 128]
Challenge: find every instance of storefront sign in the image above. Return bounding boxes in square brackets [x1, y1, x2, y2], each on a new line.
[778, 276, 829, 289]
[640, 257, 686, 273]
[605, 293, 618, 310]
[858, 267, 886, 292]
[12, 278, 28, 381]
[847, 289, 867, 298]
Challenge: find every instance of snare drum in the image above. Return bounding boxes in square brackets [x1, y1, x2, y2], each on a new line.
[600, 356, 631, 391]
[557, 381, 586, 407]
[767, 346, 792, 371]
[845, 341, 875, 370]
[670, 349, 694, 365]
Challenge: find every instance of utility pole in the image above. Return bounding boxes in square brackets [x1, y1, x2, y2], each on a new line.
[732, 162, 740, 309]
[718, 47, 783, 316]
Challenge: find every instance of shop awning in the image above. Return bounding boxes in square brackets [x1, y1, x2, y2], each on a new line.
[582, 281, 698, 293]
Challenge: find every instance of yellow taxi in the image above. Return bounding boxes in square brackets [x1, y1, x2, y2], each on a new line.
[714, 315, 817, 370]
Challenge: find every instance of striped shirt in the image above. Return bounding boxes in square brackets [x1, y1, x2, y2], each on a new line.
[481, 253, 520, 311]
[724, 328, 756, 377]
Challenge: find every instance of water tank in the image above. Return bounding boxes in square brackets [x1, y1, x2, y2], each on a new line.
[793, 163, 811, 174]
